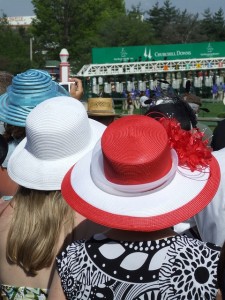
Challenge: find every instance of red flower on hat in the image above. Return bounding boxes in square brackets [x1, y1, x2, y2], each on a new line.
[159, 117, 212, 172]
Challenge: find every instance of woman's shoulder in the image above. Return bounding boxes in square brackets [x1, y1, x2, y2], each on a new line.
[56, 234, 220, 299]
[0, 199, 13, 218]
[159, 235, 220, 299]
[174, 234, 221, 253]
[58, 233, 221, 256]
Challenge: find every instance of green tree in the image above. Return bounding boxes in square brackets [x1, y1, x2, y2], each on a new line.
[31, 0, 126, 72]
[127, 3, 144, 20]
[199, 8, 214, 40]
[213, 8, 225, 40]
[98, 8, 155, 48]
[171, 10, 203, 43]
[146, 1, 164, 43]
[146, 0, 179, 44]
[199, 8, 225, 41]
[29, 0, 225, 74]
[0, 13, 32, 74]
[145, 1, 225, 44]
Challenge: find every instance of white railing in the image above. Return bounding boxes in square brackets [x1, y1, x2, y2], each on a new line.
[77, 57, 225, 77]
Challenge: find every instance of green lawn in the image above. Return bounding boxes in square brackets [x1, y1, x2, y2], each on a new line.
[115, 100, 225, 118]
[198, 101, 225, 131]
[199, 100, 225, 118]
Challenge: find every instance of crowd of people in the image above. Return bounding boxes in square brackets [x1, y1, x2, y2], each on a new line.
[0, 69, 225, 300]
[212, 82, 225, 103]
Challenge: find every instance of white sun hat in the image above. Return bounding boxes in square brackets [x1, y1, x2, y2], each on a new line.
[7, 96, 106, 190]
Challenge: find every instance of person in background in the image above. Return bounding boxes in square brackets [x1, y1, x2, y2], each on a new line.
[181, 92, 202, 116]
[0, 72, 13, 135]
[139, 91, 149, 114]
[0, 70, 83, 163]
[146, 85, 213, 146]
[218, 82, 224, 102]
[144, 86, 220, 241]
[212, 83, 218, 102]
[211, 119, 225, 151]
[2, 125, 26, 171]
[127, 92, 134, 115]
[0, 134, 8, 166]
[223, 83, 225, 104]
[185, 79, 192, 94]
[49, 114, 220, 300]
[0, 72, 13, 96]
[145, 91, 198, 131]
[122, 91, 128, 113]
[0, 69, 83, 199]
[0, 134, 13, 200]
[148, 92, 225, 247]
[87, 97, 120, 126]
[133, 90, 141, 110]
[167, 116, 225, 247]
[217, 241, 225, 300]
[0, 131, 18, 200]
[144, 90, 208, 238]
[181, 92, 213, 146]
[69, 77, 84, 100]
[0, 69, 70, 131]
[190, 146, 225, 246]
[0, 96, 106, 299]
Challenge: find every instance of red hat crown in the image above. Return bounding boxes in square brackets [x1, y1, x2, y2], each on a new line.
[102, 115, 172, 185]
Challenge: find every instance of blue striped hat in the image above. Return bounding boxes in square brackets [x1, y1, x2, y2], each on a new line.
[0, 69, 69, 127]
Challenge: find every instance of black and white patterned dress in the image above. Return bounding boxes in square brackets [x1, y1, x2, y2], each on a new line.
[56, 233, 220, 299]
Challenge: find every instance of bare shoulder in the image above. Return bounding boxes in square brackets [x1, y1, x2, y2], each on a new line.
[216, 289, 222, 300]
[0, 200, 13, 230]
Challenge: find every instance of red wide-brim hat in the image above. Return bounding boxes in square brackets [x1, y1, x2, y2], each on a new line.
[61, 115, 220, 231]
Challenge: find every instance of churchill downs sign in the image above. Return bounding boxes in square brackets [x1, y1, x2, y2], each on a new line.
[92, 42, 225, 64]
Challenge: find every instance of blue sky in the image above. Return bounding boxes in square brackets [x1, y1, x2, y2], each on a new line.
[0, 0, 225, 17]
[128, 0, 225, 15]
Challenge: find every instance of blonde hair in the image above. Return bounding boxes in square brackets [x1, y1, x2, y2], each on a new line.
[6, 187, 75, 276]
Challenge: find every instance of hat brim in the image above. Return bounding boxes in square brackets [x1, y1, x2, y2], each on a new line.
[8, 119, 106, 190]
[88, 112, 120, 117]
[61, 149, 220, 231]
[0, 82, 69, 127]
